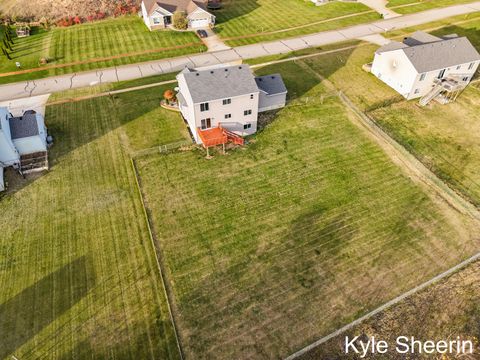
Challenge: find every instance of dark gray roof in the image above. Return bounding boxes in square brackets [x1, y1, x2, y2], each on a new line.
[255, 74, 287, 95]
[402, 36, 480, 73]
[179, 65, 259, 103]
[9, 112, 39, 140]
[403, 31, 442, 46]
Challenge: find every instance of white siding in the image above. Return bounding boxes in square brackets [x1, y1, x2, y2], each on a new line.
[371, 49, 418, 98]
[0, 167, 4, 192]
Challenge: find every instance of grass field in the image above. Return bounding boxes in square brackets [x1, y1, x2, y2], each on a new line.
[135, 61, 479, 359]
[0, 85, 191, 358]
[300, 16, 480, 206]
[0, 16, 205, 82]
[214, 0, 379, 46]
[303, 259, 480, 359]
[387, 0, 480, 14]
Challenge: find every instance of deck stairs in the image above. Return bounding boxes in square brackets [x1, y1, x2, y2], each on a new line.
[419, 75, 469, 106]
[223, 128, 244, 145]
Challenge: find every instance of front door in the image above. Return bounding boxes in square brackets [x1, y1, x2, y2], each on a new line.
[164, 16, 172, 25]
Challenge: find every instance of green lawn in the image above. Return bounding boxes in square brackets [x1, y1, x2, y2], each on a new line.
[135, 61, 478, 359]
[301, 18, 480, 205]
[0, 85, 190, 358]
[215, 0, 379, 46]
[387, 0, 480, 14]
[0, 16, 205, 83]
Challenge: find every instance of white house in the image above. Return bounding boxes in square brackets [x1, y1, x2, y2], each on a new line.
[371, 31, 480, 104]
[0, 107, 49, 191]
[141, 0, 215, 30]
[176, 65, 287, 145]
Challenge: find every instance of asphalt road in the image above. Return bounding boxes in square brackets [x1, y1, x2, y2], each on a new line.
[1, 1, 479, 101]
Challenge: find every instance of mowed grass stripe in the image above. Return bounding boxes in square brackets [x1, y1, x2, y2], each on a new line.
[0, 95, 180, 358]
[136, 61, 477, 358]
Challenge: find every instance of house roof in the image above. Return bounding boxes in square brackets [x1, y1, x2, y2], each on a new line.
[9, 112, 39, 140]
[403, 31, 442, 46]
[376, 31, 480, 73]
[403, 36, 480, 73]
[144, 0, 209, 16]
[255, 74, 287, 95]
[178, 65, 260, 103]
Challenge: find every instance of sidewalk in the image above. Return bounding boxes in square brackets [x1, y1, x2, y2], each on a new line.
[1, 1, 479, 101]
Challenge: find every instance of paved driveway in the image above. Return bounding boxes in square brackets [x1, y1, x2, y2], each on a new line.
[200, 28, 231, 52]
[358, 0, 401, 19]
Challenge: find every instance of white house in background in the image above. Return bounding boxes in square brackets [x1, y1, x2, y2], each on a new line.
[0, 107, 49, 191]
[371, 31, 480, 105]
[176, 64, 287, 145]
[141, 0, 215, 30]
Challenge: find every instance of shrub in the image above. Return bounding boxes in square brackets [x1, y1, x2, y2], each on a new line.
[173, 11, 188, 30]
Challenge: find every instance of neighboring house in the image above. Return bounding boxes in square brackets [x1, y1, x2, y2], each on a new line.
[0, 107, 49, 191]
[371, 31, 480, 105]
[141, 0, 215, 30]
[176, 65, 287, 145]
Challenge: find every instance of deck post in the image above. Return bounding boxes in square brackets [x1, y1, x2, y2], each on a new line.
[222, 143, 225, 155]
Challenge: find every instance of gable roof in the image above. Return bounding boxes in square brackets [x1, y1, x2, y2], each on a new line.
[255, 74, 287, 95]
[9, 112, 39, 140]
[143, 0, 209, 16]
[376, 31, 480, 73]
[178, 65, 260, 103]
[403, 36, 480, 73]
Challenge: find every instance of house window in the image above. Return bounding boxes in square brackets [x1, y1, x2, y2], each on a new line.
[153, 17, 161, 24]
[250, 94, 254, 99]
[200, 102, 209, 112]
[468, 62, 475, 70]
[419, 73, 426, 81]
[223, 98, 231, 105]
[456, 65, 461, 70]
[200, 118, 212, 130]
[225, 114, 232, 119]
[463, 76, 470, 82]
[414, 89, 420, 94]
[244, 110, 252, 116]
[437, 69, 446, 79]
[243, 123, 252, 130]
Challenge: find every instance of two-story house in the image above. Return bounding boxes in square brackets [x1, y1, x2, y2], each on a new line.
[176, 65, 287, 145]
[371, 31, 480, 104]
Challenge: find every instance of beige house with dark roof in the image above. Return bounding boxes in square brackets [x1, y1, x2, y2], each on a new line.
[141, 0, 215, 30]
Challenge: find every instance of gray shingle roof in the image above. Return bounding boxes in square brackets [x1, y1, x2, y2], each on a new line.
[179, 65, 259, 103]
[402, 36, 480, 73]
[376, 41, 408, 54]
[403, 31, 442, 46]
[9, 112, 39, 140]
[255, 74, 287, 95]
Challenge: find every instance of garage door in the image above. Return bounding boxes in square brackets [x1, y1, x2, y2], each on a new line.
[190, 18, 209, 28]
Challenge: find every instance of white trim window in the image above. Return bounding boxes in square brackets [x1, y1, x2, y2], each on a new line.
[244, 110, 252, 116]
[243, 123, 252, 130]
[225, 114, 232, 119]
[201, 118, 212, 130]
[153, 17, 162, 24]
[200, 102, 209, 112]
[419, 73, 426, 81]
[223, 98, 231, 105]
[468, 62, 475, 70]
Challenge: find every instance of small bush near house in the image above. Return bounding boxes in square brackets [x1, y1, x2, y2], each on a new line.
[173, 11, 188, 30]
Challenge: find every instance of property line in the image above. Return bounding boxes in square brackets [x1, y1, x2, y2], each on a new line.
[130, 158, 185, 360]
[285, 252, 480, 360]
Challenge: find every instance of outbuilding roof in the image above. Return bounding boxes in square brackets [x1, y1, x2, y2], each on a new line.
[255, 74, 287, 95]
[178, 65, 260, 103]
[9, 112, 39, 140]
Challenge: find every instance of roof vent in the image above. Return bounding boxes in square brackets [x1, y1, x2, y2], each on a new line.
[225, 68, 228, 72]
[239, 66, 242, 69]
[196, 73, 200, 76]
[271, 76, 275, 79]
[210, 71, 214, 74]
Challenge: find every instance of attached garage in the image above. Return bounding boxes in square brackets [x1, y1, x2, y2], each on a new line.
[189, 18, 210, 28]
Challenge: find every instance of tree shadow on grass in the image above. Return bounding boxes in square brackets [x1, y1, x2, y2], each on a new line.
[0, 256, 94, 359]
